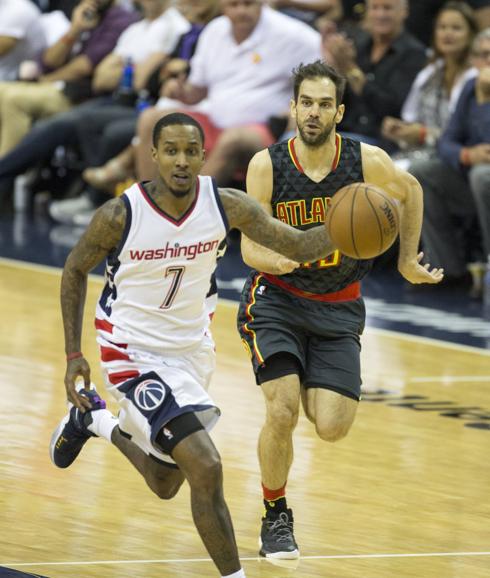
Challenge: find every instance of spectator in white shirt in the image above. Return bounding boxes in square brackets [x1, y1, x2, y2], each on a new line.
[0, 0, 47, 81]
[134, 0, 323, 183]
[92, 0, 191, 96]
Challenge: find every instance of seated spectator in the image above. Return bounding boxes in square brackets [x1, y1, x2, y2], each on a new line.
[409, 28, 490, 291]
[382, 1, 478, 169]
[0, 0, 47, 81]
[0, 0, 187, 210]
[323, 0, 427, 148]
[90, 0, 191, 100]
[135, 0, 323, 184]
[0, 0, 138, 156]
[45, 0, 219, 224]
[406, 1, 488, 47]
[68, 0, 322, 221]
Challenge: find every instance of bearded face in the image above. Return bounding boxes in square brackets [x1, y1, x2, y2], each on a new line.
[297, 115, 337, 147]
[292, 77, 344, 148]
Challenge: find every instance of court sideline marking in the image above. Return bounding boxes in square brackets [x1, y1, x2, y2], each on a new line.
[4, 551, 490, 568]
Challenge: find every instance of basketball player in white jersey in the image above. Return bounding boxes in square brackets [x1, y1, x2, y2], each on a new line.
[49, 113, 337, 578]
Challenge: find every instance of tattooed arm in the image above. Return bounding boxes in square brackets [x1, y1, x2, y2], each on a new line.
[61, 197, 126, 411]
[237, 149, 334, 274]
[219, 186, 335, 265]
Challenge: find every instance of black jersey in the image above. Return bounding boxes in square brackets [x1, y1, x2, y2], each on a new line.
[265, 134, 373, 295]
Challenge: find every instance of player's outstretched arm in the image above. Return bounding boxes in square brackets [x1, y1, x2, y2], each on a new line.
[60, 197, 126, 411]
[361, 143, 444, 285]
[220, 187, 335, 264]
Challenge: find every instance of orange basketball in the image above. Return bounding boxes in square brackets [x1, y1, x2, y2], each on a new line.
[325, 182, 399, 259]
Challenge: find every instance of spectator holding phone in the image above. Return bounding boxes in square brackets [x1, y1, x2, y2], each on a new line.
[0, 0, 138, 156]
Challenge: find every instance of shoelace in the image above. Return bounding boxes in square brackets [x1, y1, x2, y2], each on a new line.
[265, 512, 294, 543]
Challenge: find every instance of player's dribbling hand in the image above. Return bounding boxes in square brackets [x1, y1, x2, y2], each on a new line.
[275, 256, 301, 274]
[64, 357, 93, 412]
[398, 252, 444, 284]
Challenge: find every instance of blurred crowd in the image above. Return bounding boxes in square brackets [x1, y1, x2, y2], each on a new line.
[0, 0, 489, 296]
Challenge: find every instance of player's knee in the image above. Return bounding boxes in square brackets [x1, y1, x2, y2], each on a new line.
[266, 403, 299, 433]
[145, 464, 185, 500]
[315, 419, 352, 443]
[150, 479, 182, 500]
[199, 454, 223, 492]
[188, 452, 223, 491]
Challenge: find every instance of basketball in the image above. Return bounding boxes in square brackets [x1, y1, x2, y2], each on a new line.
[325, 183, 399, 259]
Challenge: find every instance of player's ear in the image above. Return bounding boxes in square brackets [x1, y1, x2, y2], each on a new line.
[151, 146, 158, 163]
[290, 98, 297, 119]
[335, 104, 345, 124]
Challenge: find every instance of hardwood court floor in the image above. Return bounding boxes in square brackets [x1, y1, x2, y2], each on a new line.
[0, 259, 489, 578]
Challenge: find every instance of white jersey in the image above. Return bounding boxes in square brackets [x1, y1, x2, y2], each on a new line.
[95, 177, 228, 354]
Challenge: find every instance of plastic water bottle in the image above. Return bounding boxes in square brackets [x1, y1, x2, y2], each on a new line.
[121, 57, 134, 91]
[117, 57, 135, 106]
[483, 256, 490, 320]
[136, 89, 151, 113]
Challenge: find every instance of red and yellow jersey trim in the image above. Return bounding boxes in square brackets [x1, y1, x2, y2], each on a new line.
[287, 133, 342, 173]
[242, 273, 265, 365]
[331, 132, 341, 171]
[288, 137, 302, 172]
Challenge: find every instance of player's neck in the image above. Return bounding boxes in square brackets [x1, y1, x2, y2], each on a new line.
[295, 131, 338, 178]
[147, 179, 197, 218]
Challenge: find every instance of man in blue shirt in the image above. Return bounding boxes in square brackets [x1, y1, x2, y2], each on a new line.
[409, 28, 490, 288]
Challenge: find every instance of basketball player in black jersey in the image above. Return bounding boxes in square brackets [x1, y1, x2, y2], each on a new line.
[237, 61, 443, 559]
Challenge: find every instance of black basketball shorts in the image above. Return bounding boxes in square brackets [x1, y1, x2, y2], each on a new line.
[237, 274, 366, 401]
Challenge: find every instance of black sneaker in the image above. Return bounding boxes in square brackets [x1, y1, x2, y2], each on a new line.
[49, 386, 106, 468]
[259, 508, 299, 559]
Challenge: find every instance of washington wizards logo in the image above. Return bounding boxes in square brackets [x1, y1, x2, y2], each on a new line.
[134, 380, 165, 410]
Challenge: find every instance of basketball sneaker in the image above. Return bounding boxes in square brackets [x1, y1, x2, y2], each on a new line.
[49, 385, 107, 468]
[259, 508, 299, 559]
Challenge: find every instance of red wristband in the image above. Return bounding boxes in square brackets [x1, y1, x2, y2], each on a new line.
[419, 125, 427, 144]
[67, 352, 83, 361]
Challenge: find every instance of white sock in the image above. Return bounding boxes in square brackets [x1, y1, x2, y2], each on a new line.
[88, 409, 118, 442]
[222, 570, 246, 578]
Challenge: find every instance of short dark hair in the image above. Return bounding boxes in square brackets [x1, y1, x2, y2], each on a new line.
[292, 60, 346, 107]
[152, 112, 205, 147]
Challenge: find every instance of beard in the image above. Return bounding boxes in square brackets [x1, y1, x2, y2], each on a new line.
[297, 118, 336, 147]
